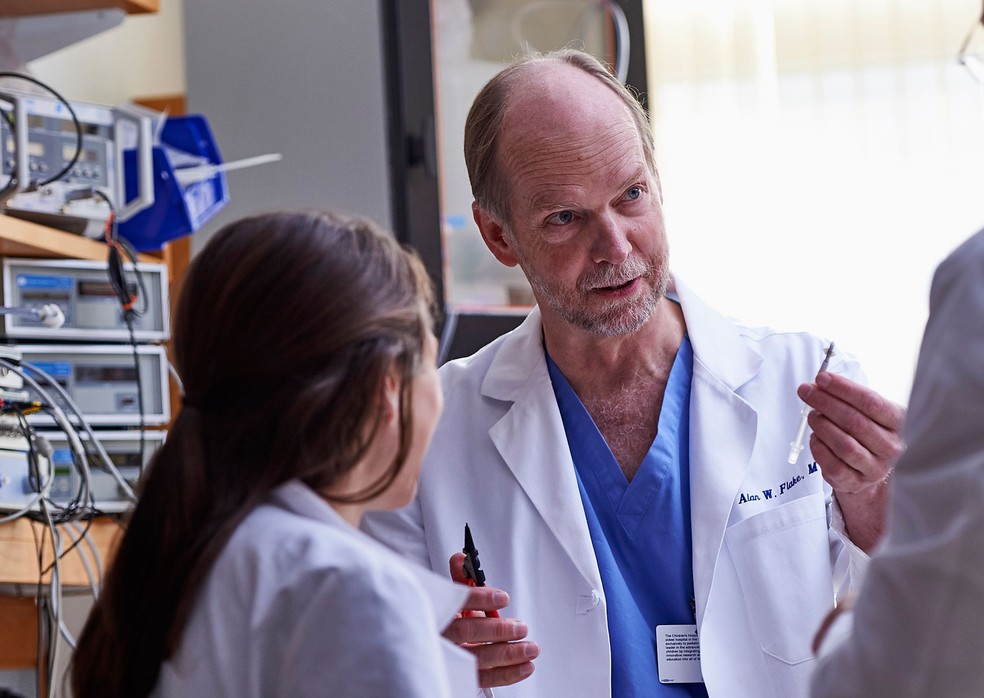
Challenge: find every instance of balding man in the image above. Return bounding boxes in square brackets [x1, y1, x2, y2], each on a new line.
[365, 49, 903, 698]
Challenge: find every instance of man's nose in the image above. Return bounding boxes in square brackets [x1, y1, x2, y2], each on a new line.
[591, 213, 631, 266]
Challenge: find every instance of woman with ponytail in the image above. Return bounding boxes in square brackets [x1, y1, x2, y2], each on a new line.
[70, 210, 481, 697]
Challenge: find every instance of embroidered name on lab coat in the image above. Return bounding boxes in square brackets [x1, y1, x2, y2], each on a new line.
[737, 461, 820, 504]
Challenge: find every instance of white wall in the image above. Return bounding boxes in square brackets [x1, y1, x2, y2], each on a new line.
[181, 0, 392, 251]
[26, 1, 187, 105]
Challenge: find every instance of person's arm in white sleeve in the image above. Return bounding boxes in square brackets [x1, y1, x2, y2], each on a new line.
[280, 562, 474, 698]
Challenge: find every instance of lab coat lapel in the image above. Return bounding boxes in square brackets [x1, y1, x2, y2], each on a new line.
[674, 278, 761, 623]
[482, 309, 603, 592]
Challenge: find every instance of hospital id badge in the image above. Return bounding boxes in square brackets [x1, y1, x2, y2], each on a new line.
[656, 624, 704, 684]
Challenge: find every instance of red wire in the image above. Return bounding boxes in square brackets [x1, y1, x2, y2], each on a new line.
[103, 210, 115, 243]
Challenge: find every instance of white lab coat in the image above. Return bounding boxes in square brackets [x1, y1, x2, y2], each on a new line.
[811, 230, 984, 697]
[154, 480, 478, 698]
[364, 276, 870, 698]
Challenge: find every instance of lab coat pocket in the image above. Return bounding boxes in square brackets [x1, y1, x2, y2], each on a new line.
[725, 492, 832, 665]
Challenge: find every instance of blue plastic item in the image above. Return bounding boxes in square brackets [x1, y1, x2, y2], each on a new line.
[119, 114, 229, 251]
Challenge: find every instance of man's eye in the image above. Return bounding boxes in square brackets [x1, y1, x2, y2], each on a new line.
[625, 186, 643, 201]
[547, 210, 575, 225]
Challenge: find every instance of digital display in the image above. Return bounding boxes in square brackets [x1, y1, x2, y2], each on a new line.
[63, 144, 99, 163]
[75, 365, 137, 384]
[21, 291, 70, 304]
[54, 446, 145, 470]
[78, 280, 118, 298]
[109, 452, 143, 469]
[84, 450, 141, 471]
[59, 120, 107, 136]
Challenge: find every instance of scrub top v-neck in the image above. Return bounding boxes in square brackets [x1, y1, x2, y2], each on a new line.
[547, 335, 707, 697]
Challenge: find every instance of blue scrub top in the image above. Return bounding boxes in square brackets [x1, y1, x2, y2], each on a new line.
[547, 336, 708, 697]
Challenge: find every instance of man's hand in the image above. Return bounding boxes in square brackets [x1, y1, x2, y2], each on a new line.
[445, 552, 540, 688]
[812, 593, 858, 655]
[797, 372, 905, 552]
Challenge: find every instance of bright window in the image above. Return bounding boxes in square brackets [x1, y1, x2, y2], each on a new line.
[645, 0, 984, 403]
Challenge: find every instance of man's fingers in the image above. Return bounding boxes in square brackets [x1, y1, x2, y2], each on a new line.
[798, 384, 892, 456]
[471, 637, 540, 669]
[807, 413, 871, 476]
[480, 660, 537, 688]
[444, 615, 528, 644]
[459, 584, 510, 614]
[472, 640, 540, 688]
[449, 551, 469, 584]
[809, 432, 867, 490]
[798, 375, 904, 459]
[812, 372, 905, 432]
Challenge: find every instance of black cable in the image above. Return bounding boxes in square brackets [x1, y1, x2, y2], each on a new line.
[28, 405, 96, 525]
[15, 409, 43, 497]
[93, 189, 150, 315]
[38, 516, 93, 578]
[33, 518, 50, 698]
[125, 312, 147, 472]
[41, 504, 57, 690]
[91, 188, 149, 470]
[0, 71, 82, 189]
[34, 599, 45, 698]
[117, 235, 150, 316]
[108, 243, 150, 316]
[0, 109, 16, 193]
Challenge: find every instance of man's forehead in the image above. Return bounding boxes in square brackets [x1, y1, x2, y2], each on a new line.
[504, 62, 619, 124]
[524, 159, 648, 207]
[498, 103, 641, 179]
[499, 69, 635, 158]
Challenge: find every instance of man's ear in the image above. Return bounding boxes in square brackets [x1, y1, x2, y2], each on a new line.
[473, 202, 520, 268]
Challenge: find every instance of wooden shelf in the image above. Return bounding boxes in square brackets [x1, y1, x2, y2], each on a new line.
[0, 517, 123, 670]
[0, 0, 158, 16]
[0, 517, 122, 587]
[0, 215, 158, 263]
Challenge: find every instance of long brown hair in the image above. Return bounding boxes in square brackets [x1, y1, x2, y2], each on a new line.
[70, 210, 435, 697]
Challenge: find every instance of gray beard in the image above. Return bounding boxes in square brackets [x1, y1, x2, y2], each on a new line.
[526, 255, 669, 337]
